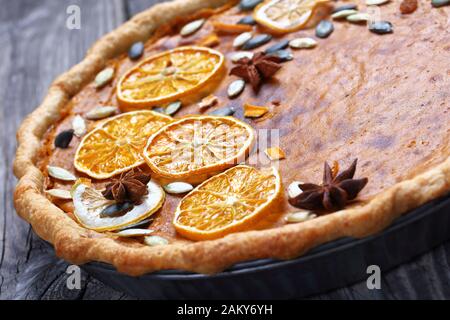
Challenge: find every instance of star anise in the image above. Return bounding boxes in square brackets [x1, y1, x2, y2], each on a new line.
[102, 168, 151, 204]
[288, 159, 368, 212]
[229, 52, 283, 92]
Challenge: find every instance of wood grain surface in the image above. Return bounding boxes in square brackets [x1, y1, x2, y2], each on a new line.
[1, 0, 449, 300]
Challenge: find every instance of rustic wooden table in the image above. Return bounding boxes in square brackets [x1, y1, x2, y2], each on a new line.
[1, 0, 450, 300]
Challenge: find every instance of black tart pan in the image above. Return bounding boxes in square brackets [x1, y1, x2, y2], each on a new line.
[81, 193, 450, 299]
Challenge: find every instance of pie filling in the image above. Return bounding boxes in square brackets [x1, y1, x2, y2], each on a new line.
[39, 0, 450, 245]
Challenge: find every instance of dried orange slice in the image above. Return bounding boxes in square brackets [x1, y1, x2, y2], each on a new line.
[143, 116, 255, 182]
[174, 165, 281, 240]
[117, 46, 225, 110]
[74, 110, 172, 179]
[254, 0, 330, 34]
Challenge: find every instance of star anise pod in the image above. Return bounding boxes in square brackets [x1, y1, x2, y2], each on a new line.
[229, 52, 283, 92]
[288, 159, 368, 212]
[102, 168, 151, 204]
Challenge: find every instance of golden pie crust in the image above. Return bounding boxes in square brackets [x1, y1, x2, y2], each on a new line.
[13, 0, 450, 275]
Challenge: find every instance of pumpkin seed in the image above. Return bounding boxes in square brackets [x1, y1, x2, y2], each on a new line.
[100, 202, 134, 218]
[208, 106, 236, 116]
[86, 106, 118, 120]
[346, 13, 370, 23]
[238, 15, 256, 25]
[285, 211, 317, 223]
[233, 32, 252, 48]
[180, 19, 205, 37]
[47, 165, 76, 181]
[227, 79, 246, 98]
[268, 50, 293, 62]
[231, 51, 254, 63]
[72, 115, 86, 137]
[242, 34, 272, 50]
[289, 37, 317, 49]
[239, 0, 263, 10]
[45, 189, 72, 200]
[144, 235, 169, 246]
[119, 218, 153, 231]
[369, 21, 393, 34]
[165, 101, 182, 115]
[288, 181, 304, 199]
[332, 3, 358, 13]
[128, 41, 144, 60]
[198, 95, 218, 110]
[264, 40, 289, 54]
[94, 67, 114, 88]
[115, 229, 154, 237]
[432, 0, 450, 7]
[163, 182, 194, 194]
[331, 9, 358, 19]
[365, 0, 389, 5]
[54, 129, 74, 149]
[315, 20, 334, 38]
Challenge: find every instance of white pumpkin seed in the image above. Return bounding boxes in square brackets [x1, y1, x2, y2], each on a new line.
[288, 181, 303, 199]
[47, 166, 76, 181]
[86, 106, 118, 120]
[144, 235, 169, 246]
[231, 51, 254, 63]
[289, 37, 317, 49]
[45, 188, 72, 200]
[227, 79, 245, 98]
[365, 0, 389, 5]
[285, 211, 317, 223]
[233, 32, 252, 48]
[346, 13, 370, 23]
[94, 67, 114, 88]
[163, 182, 193, 194]
[115, 229, 154, 237]
[180, 19, 205, 37]
[331, 9, 358, 19]
[165, 101, 182, 115]
[72, 115, 86, 137]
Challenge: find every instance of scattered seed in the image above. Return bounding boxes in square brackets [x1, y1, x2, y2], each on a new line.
[72, 115, 86, 137]
[265, 147, 285, 160]
[238, 15, 256, 25]
[242, 34, 272, 50]
[285, 211, 317, 223]
[163, 182, 194, 194]
[208, 106, 236, 116]
[288, 181, 303, 199]
[400, 0, 418, 13]
[331, 9, 358, 19]
[180, 19, 205, 37]
[316, 20, 334, 38]
[128, 41, 144, 60]
[268, 50, 293, 62]
[144, 235, 169, 246]
[332, 3, 358, 13]
[231, 51, 254, 63]
[432, 0, 450, 7]
[366, 0, 390, 5]
[45, 189, 72, 200]
[47, 165, 76, 181]
[115, 228, 154, 237]
[94, 67, 114, 88]
[239, 0, 263, 11]
[119, 218, 153, 231]
[233, 32, 253, 48]
[264, 40, 289, 54]
[100, 202, 133, 218]
[369, 21, 393, 34]
[289, 37, 317, 49]
[346, 13, 370, 23]
[227, 79, 246, 98]
[86, 106, 118, 120]
[165, 101, 182, 115]
[54, 129, 74, 149]
[198, 95, 218, 110]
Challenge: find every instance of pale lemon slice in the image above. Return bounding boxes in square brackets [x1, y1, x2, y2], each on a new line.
[72, 181, 164, 232]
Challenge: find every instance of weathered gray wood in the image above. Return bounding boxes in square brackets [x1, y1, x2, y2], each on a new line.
[1, 0, 450, 300]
